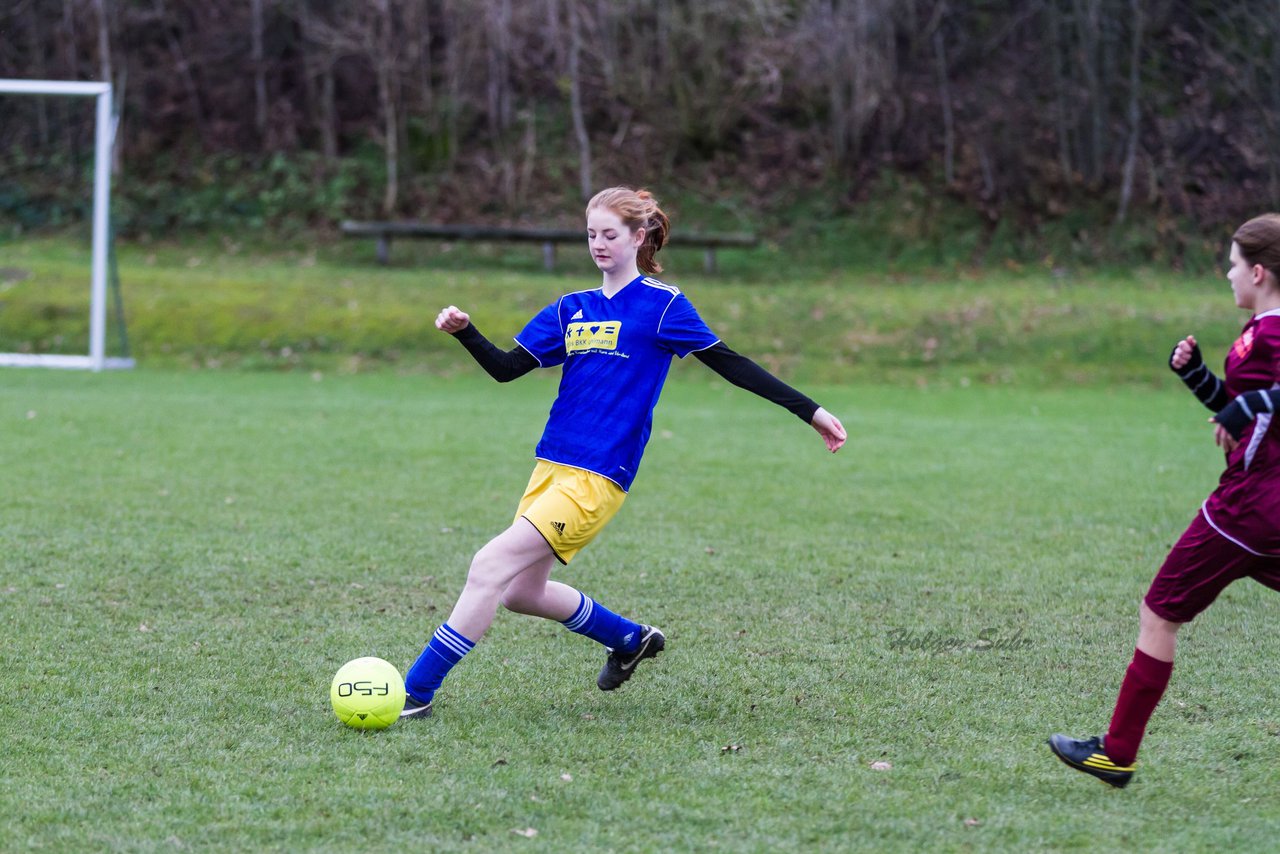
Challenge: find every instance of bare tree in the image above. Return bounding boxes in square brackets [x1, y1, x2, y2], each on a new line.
[929, 2, 955, 186]
[567, 0, 592, 200]
[251, 0, 268, 147]
[1045, 2, 1074, 181]
[152, 0, 209, 142]
[373, 0, 401, 213]
[92, 0, 112, 86]
[8, 0, 1280, 233]
[806, 0, 900, 170]
[59, 0, 82, 171]
[1115, 0, 1143, 225]
[1071, 0, 1108, 186]
[485, 0, 513, 141]
[22, 0, 51, 146]
[294, 0, 340, 160]
[90, 0, 123, 174]
[298, 1, 408, 213]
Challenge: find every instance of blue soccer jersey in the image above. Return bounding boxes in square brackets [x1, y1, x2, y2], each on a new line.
[514, 275, 720, 490]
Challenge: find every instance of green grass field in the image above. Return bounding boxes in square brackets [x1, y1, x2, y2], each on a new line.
[4, 366, 1279, 852]
[0, 235, 1246, 387]
[2, 236, 1278, 850]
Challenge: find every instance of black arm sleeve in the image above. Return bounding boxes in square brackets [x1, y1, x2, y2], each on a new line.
[1170, 341, 1230, 412]
[693, 341, 820, 423]
[453, 323, 538, 382]
[1213, 388, 1280, 440]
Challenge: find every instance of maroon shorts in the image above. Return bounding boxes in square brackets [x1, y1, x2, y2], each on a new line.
[1145, 510, 1280, 623]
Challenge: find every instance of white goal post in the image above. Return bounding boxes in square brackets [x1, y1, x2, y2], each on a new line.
[0, 79, 134, 371]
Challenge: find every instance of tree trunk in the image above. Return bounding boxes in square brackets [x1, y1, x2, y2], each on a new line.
[1071, 0, 1105, 186]
[93, 0, 112, 88]
[376, 0, 399, 214]
[1268, 15, 1280, 207]
[415, 2, 433, 122]
[1046, 3, 1073, 181]
[252, 0, 268, 147]
[91, 0, 121, 174]
[23, 2, 50, 146]
[60, 0, 79, 173]
[154, 0, 208, 143]
[297, 0, 338, 161]
[823, 0, 848, 162]
[381, 64, 399, 215]
[1115, 0, 1143, 225]
[486, 0, 513, 140]
[544, 0, 562, 72]
[320, 64, 337, 161]
[931, 11, 955, 186]
[568, 0, 593, 201]
[444, 4, 461, 169]
[594, 0, 617, 92]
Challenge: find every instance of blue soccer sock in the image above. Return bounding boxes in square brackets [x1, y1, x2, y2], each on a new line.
[560, 592, 642, 652]
[404, 622, 476, 704]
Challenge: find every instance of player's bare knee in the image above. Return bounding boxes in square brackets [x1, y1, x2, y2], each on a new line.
[463, 554, 507, 598]
[1139, 600, 1181, 635]
[498, 587, 527, 612]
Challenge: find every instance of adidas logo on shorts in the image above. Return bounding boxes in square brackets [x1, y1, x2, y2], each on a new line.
[550, 521, 566, 535]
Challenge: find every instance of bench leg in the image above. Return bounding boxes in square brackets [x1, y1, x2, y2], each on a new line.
[376, 235, 391, 265]
[543, 242, 556, 271]
[703, 248, 717, 274]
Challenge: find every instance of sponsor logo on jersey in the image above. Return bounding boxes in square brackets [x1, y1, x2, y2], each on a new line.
[570, 310, 583, 320]
[1235, 328, 1255, 360]
[565, 321, 622, 353]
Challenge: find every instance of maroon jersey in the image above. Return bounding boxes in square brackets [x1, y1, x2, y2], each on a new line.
[1202, 308, 1280, 555]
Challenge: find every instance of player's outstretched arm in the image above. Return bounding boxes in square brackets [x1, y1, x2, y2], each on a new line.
[693, 342, 845, 453]
[1169, 334, 1230, 412]
[1212, 388, 1280, 440]
[435, 304, 538, 382]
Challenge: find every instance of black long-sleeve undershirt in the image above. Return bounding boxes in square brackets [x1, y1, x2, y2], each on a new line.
[1214, 388, 1280, 439]
[1170, 341, 1230, 412]
[453, 322, 538, 382]
[452, 325, 820, 423]
[694, 342, 820, 423]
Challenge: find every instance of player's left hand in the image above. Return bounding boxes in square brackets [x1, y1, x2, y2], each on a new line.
[1213, 422, 1239, 454]
[1169, 335, 1199, 372]
[811, 407, 846, 453]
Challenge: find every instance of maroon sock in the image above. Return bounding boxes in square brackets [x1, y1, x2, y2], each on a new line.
[1105, 647, 1173, 766]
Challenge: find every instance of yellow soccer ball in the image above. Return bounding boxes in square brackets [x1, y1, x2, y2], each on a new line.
[329, 656, 406, 730]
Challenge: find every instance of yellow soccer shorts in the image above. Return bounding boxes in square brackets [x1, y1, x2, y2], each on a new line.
[515, 460, 626, 564]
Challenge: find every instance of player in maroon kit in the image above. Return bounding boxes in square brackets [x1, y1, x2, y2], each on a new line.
[1049, 213, 1280, 788]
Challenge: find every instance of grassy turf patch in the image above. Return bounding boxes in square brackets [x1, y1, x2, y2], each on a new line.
[2, 369, 1278, 851]
[0, 236, 1245, 387]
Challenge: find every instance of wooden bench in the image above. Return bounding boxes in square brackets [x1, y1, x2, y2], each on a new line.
[340, 220, 758, 273]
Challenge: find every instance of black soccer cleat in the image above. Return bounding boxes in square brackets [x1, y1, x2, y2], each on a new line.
[1047, 733, 1135, 789]
[597, 625, 665, 691]
[399, 695, 434, 720]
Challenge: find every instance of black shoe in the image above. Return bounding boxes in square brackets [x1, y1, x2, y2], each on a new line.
[598, 625, 665, 691]
[1047, 734, 1135, 789]
[399, 695, 433, 720]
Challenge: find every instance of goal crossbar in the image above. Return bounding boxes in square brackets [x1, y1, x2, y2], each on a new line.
[0, 78, 134, 371]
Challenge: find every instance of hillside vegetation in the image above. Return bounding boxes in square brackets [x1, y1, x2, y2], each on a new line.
[3, 2, 1278, 253]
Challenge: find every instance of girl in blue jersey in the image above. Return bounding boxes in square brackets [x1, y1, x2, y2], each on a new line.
[400, 187, 847, 718]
